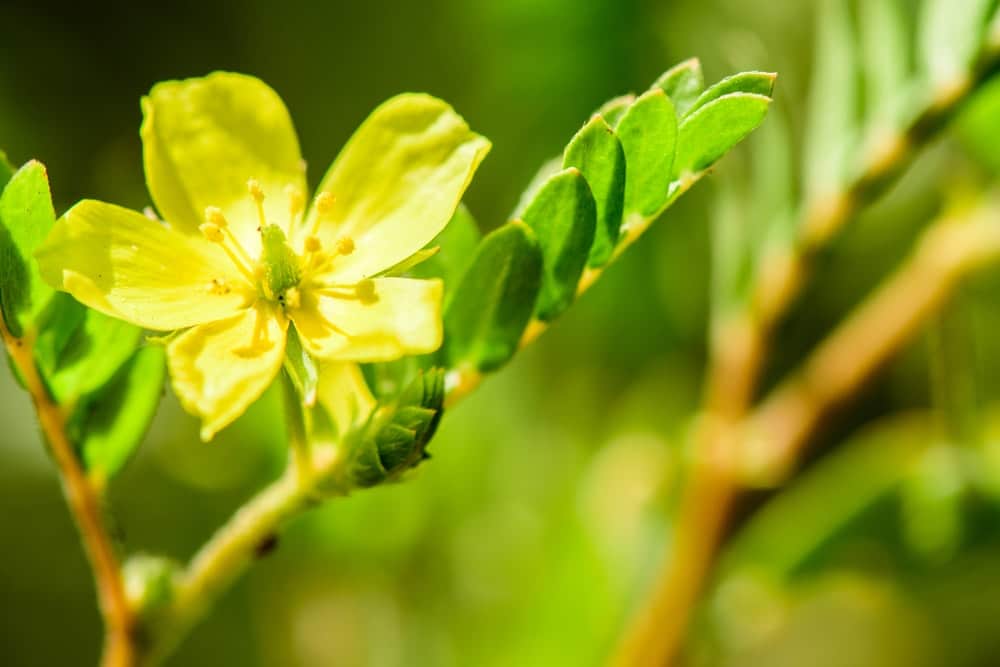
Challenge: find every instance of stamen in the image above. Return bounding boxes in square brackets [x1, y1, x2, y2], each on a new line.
[285, 185, 304, 221]
[201, 209, 256, 282]
[199, 222, 224, 243]
[236, 308, 273, 357]
[335, 237, 355, 255]
[308, 192, 336, 238]
[355, 279, 378, 304]
[248, 178, 267, 230]
[304, 236, 322, 253]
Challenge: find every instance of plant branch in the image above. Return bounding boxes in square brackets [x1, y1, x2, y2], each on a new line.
[0, 318, 135, 667]
[139, 446, 341, 665]
[611, 201, 1000, 666]
[445, 173, 706, 407]
[746, 208, 1000, 482]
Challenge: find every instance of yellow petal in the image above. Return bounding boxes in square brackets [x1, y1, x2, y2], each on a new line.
[141, 72, 306, 253]
[35, 199, 253, 331]
[167, 304, 287, 441]
[312, 362, 376, 442]
[292, 277, 442, 361]
[303, 94, 490, 282]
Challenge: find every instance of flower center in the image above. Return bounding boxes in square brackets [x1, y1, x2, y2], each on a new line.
[198, 179, 375, 310]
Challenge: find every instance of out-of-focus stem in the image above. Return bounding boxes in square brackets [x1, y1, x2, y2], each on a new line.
[746, 210, 1000, 482]
[0, 319, 135, 667]
[612, 24, 1000, 663]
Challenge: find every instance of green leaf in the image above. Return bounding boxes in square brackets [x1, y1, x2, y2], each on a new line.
[283, 327, 318, 406]
[444, 222, 542, 372]
[673, 93, 771, 177]
[410, 203, 482, 301]
[522, 168, 597, 320]
[803, 0, 859, 201]
[919, 0, 996, 86]
[958, 75, 1000, 174]
[562, 115, 626, 266]
[0, 150, 13, 189]
[615, 89, 678, 217]
[596, 94, 636, 127]
[78, 346, 166, 482]
[652, 58, 705, 116]
[513, 157, 564, 219]
[0, 161, 57, 338]
[41, 309, 143, 404]
[684, 71, 776, 117]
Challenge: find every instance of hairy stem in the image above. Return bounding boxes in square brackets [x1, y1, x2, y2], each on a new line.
[0, 319, 134, 667]
[140, 446, 341, 665]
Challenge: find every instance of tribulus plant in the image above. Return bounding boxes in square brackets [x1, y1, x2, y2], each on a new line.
[5, 0, 1000, 663]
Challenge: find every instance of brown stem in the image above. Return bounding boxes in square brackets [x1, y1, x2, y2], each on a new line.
[0, 319, 135, 666]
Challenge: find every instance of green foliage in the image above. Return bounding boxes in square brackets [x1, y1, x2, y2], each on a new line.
[522, 168, 597, 320]
[409, 204, 482, 301]
[76, 346, 166, 481]
[343, 368, 444, 488]
[615, 89, 677, 217]
[0, 150, 13, 188]
[685, 71, 776, 117]
[653, 58, 705, 116]
[443, 59, 774, 382]
[673, 93, 771, 177]
[0, 158, 164, 481]
[0, 161, 57, 338]
[919, 0, 998, 85]
[562, 116, 626, 266]
[444, 222, 543, 372]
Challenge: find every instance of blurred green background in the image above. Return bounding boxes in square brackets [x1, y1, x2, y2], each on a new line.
[4, 0, 1000, 665]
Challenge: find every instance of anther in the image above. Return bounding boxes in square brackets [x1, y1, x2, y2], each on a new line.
[199, 222, 225, 243]
[205, 206, 228, 227]
[355, 279, 378, 304]
[285, 185, 304, 220]
[304, 236, 322, 253]
[335, 237, 355, 255]
[248, 179, 265, 203]
[315, 192, 335, 216]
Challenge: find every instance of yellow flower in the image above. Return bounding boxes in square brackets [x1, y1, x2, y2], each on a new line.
[36, 72, 490, 440]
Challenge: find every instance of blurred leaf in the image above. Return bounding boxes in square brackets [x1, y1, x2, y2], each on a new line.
[0, 150, 13, 188]
[711, 177, 751, 320]
[726, 414, 933, 576]
[596, 94, 636, 127]
[674, 93, 771, 177]
[957, 75, 1000, 174]
[901, 445, 965, 563]
[77, 345, 165, 482]
[562, 115, 626, 266]
[859, 0, 910, 129]
[444, 222, 542, 372]
[803, 0, 859, 201]
[616, 89, 678, 217]
[0, 160, 56, 338]
[522, 168, 597, 320]
[39, 309, 143, 404]
[685, 71, 777, 117]
[919, 0, 996, 86]
[283, 327, 318, 407]
[652, 58, 705, 116]
[410, 203, 482, 301]
[749, 106, 797, 253]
